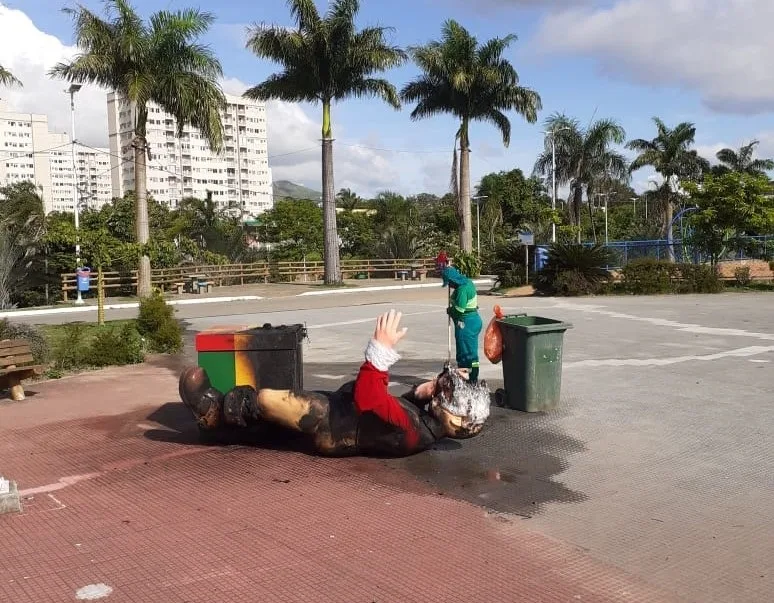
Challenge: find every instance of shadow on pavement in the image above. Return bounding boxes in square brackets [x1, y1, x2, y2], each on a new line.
[142, 354, 587, 518]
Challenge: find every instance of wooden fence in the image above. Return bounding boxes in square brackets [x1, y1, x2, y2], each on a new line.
[61, 257, 438, 300]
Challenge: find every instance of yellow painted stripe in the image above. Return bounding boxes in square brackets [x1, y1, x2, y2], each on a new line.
[233, 334, 258, 389]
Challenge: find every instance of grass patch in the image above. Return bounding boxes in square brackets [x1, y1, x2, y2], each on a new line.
[725, 281, 774, 292]
[41, 319, 135, 349]
[40, 319, 145, 378]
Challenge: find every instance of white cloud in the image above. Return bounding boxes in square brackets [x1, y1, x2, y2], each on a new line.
[0, 4, 108, 146]
[221, 77, 400, 195]
[0, 4, 402, 197]
[534, 0, 774, 114]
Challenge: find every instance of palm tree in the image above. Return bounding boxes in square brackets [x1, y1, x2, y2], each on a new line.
[401, 20, 541, 252]
[533, 113, 628, 243]
[626, 117, 709, 260]
[0, 65, 22, 88]
[715, 140, 774, 176]
[50, 0, 226, 297]
[336, 188, 360, 211]
[244, 0, 406, 284]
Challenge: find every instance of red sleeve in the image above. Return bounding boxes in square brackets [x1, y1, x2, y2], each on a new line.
[352, 361, 420, 448]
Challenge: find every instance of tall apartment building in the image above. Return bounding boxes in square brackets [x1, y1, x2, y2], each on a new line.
[0, 101, 113, 213]
[107, 92, 273, 218]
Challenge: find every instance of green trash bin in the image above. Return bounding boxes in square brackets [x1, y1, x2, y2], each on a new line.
[497, 314, 573, 412]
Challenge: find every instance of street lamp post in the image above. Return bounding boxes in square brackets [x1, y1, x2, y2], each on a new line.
[596, 192, 611, 246]
[472, 195, 488, 256]
[67, 84, 84, 305]
[543, 127, 569, 243]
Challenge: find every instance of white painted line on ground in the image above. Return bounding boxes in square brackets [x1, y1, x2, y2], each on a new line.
[296, 278, 494, 297]
[306, 309, 441, 330]
[19, 472, 102, 496]
[564, 345, 774, 368]
[0, 295, 264, 319]
[312, 374, 347, 380]
[552, 300, 774, 341]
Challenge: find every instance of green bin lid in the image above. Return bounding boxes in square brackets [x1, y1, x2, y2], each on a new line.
[497, 314, 573, 333]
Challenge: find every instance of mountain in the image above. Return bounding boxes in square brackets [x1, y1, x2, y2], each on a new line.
[273, 180, 322, 202]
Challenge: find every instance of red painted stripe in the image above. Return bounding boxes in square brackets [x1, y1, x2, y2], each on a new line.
[195, 332, 236, 352]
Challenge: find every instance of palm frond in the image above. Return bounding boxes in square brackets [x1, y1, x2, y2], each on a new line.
[288, 0, 322, 31]
[0, 65, 22, 88]
[347, 78, 401, 108]
[244, 72, 319, 102]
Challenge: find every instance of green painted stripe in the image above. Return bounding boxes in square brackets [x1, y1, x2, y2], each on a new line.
[198, 351, 236, 394]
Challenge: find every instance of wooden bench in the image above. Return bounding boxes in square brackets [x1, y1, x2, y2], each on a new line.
[1, 339, 45, 401]
[196, 281, 214, 294]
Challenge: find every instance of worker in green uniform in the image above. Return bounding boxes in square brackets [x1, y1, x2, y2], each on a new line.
[442, 266, 482, 383]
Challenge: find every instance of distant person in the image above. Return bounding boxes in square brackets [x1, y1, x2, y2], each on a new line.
[436, 250, 449, 274]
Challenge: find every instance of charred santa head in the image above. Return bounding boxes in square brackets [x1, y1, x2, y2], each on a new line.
[429, 367, 491, 439]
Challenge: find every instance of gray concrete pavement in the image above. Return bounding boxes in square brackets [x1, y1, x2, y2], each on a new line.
[186, 290, 773, 602]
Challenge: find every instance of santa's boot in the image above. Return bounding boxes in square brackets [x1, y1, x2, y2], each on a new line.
[222, 386, 262, 428]
[179, 366, 224, 431]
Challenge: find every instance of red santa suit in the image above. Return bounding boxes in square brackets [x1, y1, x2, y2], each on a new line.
[352, 339, 434, 453]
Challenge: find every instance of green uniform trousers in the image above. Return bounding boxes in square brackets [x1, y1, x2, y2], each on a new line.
[454, 311, 482, 382]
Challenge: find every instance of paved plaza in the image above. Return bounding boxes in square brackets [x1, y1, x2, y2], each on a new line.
[1, 288, 772, 602]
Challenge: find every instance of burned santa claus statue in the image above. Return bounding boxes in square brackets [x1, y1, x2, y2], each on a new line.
[179, 310, 491, 457]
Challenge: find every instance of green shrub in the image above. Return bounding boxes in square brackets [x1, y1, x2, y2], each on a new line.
[621, 258, 676, 295]
[534, 243, 614, 296]
[676, 264, 723, 294]
[733, 266, 752, 287]
[51, 322, 89, 370]
[489, 243, 526, 289]
[84, 322, 144, 367]
[0, 319, 50, 364]
[453, 251, 481, 278]
[552, 270, 603, 296]
[137, 290, 183, 353]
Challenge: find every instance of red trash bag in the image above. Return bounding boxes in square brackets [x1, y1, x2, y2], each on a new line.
[484, 305, 505, 364]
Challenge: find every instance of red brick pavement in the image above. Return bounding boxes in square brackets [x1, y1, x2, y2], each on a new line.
[1, 367, 682, 603]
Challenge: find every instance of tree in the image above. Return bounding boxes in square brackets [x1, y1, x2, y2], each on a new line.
[336, 188, 361, 210]
[0, 65, 21, 87]
[0, 182, 45, 309]
[401, 20, 541, 252]
[715, 140, 774, 176]
[476, 169, 551, 248]
[534, 113, 628, 242]
[50, 0, 226, 298]
[45, 217, 137, 325]
[244, 0, 406, 284]
[263, 199, 324, 261]
[626, 117, 709, 260]
[683, 172, 774, 266]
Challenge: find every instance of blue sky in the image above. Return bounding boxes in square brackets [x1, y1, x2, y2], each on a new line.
[3, 0, 774, 197]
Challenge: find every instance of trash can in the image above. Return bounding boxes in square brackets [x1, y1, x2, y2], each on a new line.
[497, 314, 572, 412]
[76, 267, 91, 292]
[534, 246, 549, 272]
[195, 323, 307, 395]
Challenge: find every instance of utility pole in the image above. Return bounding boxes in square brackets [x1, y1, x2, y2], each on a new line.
[67, 84, 84, 305]
[472, 195, 487, 256]
[543, 127, 569, 243]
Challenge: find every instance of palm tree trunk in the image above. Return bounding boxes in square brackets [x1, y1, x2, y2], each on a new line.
[321, 100, 341, 284]
[459, 121, 473, 252]
[572, 185, 583, 243]
[664, 192, 675, 262]
[134, 134, 152, 297]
